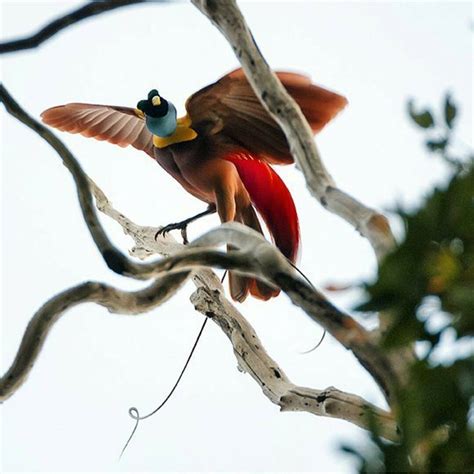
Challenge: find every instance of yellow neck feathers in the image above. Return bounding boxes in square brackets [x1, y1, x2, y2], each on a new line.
[152, 115, 198, 149]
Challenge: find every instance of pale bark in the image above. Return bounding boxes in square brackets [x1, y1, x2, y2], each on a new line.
[0, 1, 406, 446]
[191, 0, 396, 262]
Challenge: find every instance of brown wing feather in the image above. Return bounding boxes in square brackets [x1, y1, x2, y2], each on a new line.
[41, 103, 154, 158]
[186, 68, 347, 164]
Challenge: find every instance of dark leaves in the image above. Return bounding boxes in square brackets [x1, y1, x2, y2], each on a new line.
[426, 137, 448, 152]
[408, 94, 470, 172]
[408, 99, 435, 128]
[444, 93, 457, 128]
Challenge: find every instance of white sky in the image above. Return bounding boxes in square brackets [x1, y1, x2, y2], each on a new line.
[1, 1, 472, 472]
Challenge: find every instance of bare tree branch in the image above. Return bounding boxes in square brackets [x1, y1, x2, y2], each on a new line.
[192, 285, 398, 442]
[0, 172, 398, 439]
[0, 83, 155, 280]
[191, 0, 415, 380]
[93, 181, 399, 441]
[133, 222, 402, 402]
[1, 1, 404, 446]
[191, 0, 396, 262]
[0, 272, 189, 402]
[0, 0, 149, 55]
[87, 179, 403, 403]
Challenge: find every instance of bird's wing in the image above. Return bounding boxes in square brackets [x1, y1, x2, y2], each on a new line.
[41, 103, 154, 158]
[185, 68, 347, 165]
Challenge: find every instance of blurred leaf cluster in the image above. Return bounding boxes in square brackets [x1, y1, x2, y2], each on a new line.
[408, 94, 472, 171]
[344, 94, 474, 472]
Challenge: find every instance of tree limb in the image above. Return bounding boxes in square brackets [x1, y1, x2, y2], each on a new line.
[93, 180, 399, 441]
[190, 0, 415, 378]
[0, 83, 156, 280]
[0, 272, 189, 402]
[0, 174, 398, 439]
[91, 176, 401, 402]
[0, 0, 148, 54]
[191, 0, 396, 262]
[192, 285, 398, 442]
[1, 2, 402, 443]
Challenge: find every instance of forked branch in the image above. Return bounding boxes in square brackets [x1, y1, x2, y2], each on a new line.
[0, 173, 398, 440]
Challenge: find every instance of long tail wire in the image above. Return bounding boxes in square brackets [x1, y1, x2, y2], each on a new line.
[119, 270, 228, 459]
[119, 260, 324, 458]
[287, 260, 327, 353]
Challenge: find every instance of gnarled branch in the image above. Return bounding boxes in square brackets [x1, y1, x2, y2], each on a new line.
[1, 80, 401, 402]
[0, 173, 398, 440]
[1, 2, 403, 446]
[90, 172, 401, 402]
[94, 180, 399, 441]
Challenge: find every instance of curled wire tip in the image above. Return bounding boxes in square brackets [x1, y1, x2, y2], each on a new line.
[299, 330, 326, 354]
[119, 410, 140, 460]
[119, 317, 208, 460]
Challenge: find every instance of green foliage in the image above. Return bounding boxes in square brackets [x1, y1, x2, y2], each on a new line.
[408, 100, 435, 129]
[444, 94, 457, 129]
[356, 165, 474, 347]
[343, 94, 474, 472]
[407, 93, 472, 171]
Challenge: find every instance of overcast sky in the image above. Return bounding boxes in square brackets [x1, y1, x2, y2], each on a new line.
[1, 1, 472, 472]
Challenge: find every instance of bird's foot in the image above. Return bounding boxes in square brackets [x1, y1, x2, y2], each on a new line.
[154, 206, 217, 245]
[155, 222, 190, 244]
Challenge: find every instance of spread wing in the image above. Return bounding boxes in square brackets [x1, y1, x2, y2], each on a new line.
[185, 68, 348, 165]
[41, 103, 154, 158]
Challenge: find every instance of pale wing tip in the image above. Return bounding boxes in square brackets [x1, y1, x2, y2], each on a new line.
[40, 105, 64, 123]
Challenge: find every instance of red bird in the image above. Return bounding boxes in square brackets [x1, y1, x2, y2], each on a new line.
[41, 69, 347, 302]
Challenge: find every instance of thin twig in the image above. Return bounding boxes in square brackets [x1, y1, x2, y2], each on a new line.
[0, 1, 148, 54]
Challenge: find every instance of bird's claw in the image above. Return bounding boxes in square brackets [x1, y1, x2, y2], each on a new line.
[155, 222, 189, 244]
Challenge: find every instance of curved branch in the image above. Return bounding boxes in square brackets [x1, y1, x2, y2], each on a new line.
[1, 83, 400, 404]
[93, 174, 401, 404]
[93, 175, 403, 403]
[94, 184, 398, 440]
[0, 83, 152, 280]
[191, 0, 396, 261]
[1, 176, 398, 439]
[0, 272, 189, 402]
[192, 285, 398, 442]
[117, 223, 401, 403]
[1, 2, 401, 441]
[0, 84, 223, 283]
[0, 1, 148, 55]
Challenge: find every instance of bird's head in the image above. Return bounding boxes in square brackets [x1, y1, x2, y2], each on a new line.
[137, 89, 177, 137]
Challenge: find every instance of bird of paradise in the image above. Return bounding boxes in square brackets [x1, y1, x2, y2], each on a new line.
[42, 69, 346, 302]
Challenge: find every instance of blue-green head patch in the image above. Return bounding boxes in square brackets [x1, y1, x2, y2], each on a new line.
[137, 89, 177, 137]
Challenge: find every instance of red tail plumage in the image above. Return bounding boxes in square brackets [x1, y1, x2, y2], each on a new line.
[225, 151, 300, 263]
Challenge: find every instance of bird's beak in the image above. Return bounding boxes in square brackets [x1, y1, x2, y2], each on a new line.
[152, 95, 161, 106]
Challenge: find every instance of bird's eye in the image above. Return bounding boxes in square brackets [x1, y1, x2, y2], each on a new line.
[148, 89, 159, 101]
